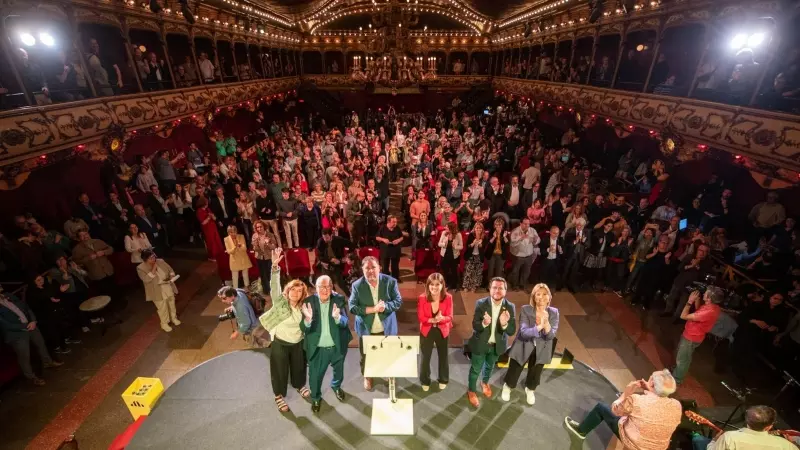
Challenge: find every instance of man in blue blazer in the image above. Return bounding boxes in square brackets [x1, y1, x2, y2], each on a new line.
[300, 275, 352, 413]
[467, 277, 516, 408]
[347, 256, 403, 391]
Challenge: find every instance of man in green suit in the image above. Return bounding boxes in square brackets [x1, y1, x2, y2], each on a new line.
[300, 275, 352, 413]
[467, 277, 516, 408]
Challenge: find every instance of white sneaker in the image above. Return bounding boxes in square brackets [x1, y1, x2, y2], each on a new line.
[172, 318, 182, 326]
[525, 387, 536, 405]
[439, 383, 447, 390]
[161, 323, 173, 332]
[421, 385, 430, 392]
[501, 383, 511, 402]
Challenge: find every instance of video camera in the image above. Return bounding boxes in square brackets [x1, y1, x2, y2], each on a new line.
[218, 309, 235, 322]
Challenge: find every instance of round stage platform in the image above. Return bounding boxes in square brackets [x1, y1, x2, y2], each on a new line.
[128, 349, 620, 449]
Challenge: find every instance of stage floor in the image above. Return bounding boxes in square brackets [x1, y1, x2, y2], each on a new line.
[128, 348, 619, 450]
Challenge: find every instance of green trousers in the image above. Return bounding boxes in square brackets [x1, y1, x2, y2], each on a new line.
[308, 346, 345, 401]
[468, 347, 499, 393]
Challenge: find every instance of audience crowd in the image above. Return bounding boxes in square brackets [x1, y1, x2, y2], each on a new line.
[1, 94, 798, 395]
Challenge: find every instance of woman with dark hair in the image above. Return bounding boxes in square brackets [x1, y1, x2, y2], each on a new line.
[501, 283, 559, 405]
[417, 272, 453, 391]
[463, 222, 487, 291]
[438, 221, 463, 290]
[196, 196, 224, 261]
[27, 275, 79, 355]
[583, 219, 615, 290]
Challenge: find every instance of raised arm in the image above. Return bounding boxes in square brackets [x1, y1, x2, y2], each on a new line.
[269, 249, 285, 305]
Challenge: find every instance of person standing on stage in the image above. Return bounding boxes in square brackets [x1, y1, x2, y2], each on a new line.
[467, 277, 516, 408]
[565, 369, 682, 448]
[300, 275, 352, 413]
[348, 256, 403, 391]
[417, 273, 453, 392]
[501, 283, 559, 405]
[260, 248, 311, 413]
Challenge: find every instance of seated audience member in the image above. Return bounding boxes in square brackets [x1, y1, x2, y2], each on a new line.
[691, 405, 795, 450]
[732, 292, 791, 364]
[565, 369, 681, 447]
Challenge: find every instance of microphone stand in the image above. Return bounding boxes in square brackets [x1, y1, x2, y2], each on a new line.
[721, 381, 752, 429]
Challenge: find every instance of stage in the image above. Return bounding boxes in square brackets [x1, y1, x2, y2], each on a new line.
[127, 349, 620, 449]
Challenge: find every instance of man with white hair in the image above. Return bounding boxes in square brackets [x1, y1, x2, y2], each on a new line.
[300, 275, 352, 413]
[565, 369, 682, 449]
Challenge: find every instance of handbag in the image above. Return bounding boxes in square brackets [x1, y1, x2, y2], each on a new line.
[258, 296, 291, 333]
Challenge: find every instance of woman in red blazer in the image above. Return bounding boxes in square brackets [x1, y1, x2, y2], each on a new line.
[417, 272, 454, 391]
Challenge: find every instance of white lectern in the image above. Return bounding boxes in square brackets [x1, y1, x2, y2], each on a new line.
[362, 335, 420, 435]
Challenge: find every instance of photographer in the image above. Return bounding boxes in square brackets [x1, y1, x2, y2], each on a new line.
[673, 287, 723, 385]
[218, 286, 266, 348]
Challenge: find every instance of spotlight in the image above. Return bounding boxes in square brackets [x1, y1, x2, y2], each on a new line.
[730, 33, 747, 49]
[149, 0, 162, 13]
[747, 32, 765, 47]
[19, 32, 36, 46]
[179, 0, 195, 24]
[39, 32, 55, 47]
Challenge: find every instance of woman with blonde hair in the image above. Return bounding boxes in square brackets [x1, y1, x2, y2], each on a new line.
[501, 283, 559, 405]
[224, 225, 252, 288]
[260, 248, 311, 412]
[417, 272, 453, 391]
[438, 221, 463, 290]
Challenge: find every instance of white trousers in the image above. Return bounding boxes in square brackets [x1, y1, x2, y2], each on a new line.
[231, 269, 250, 289]
[153, 296, 178, 326]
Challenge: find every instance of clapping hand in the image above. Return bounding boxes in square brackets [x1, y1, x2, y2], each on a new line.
[499, 310, 510, 327]
[332, 303, 341, 321]
[482, 311, 491, 327]
[376, 300, 386, 313]
[301, 303, 313, 321]
[688, 291, 701, 305]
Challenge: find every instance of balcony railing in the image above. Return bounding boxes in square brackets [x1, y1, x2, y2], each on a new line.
[0, 76, 300, 166]
[300, 74, 492, 89]
[493, 77, 800, 173]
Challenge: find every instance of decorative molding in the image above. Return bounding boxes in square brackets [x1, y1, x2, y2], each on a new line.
[493, 77, 800, 172]
[0, 77, 300, 167]
[301, 74, 490, 89]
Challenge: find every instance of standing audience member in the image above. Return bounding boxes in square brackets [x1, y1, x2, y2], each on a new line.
[0, 288, 63, 386]
[508, 218, 540, 291]
[251, 220, 277, 294]
[71, 231, 114, 295]
[124, 223, 152, 264]
[136, 250, 180, 332]
[224, 225, 252, 289]
[376, 216, 404, 280]
[437, 221, 463, 290]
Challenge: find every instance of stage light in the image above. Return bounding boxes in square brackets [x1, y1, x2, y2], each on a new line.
[730, 33, 747, 49]
[39, 32, 55, 47]
[747, 32, 765, 47]
[636, 44, 644, 51]
[19, 32, 35, 46]
[138, 45, 147, 52]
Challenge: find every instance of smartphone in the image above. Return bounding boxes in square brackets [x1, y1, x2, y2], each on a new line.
[679, 218, 688, 230]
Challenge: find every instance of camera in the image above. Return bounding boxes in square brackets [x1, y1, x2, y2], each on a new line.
[217, 310, 236, 322]
[685, 274, 717, 294]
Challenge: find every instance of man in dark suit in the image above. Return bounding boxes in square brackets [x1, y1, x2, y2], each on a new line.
[467, 276, 516, 408]
[147, 185, 175, 248]
[133, 204, 163, 251]
[104, 190, 133, 229]
[503, 175, 523, 219]
[484, 176, 506, 216]
[209, 185, 238, 236]
[300, 275, 352, 413]
[0, 289, 63, 386]
[561, 219, 589, 292]
[348, 256, 403, 391]
[315, 229, 353, 294]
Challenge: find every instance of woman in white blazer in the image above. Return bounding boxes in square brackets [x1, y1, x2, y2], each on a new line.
[136, 250, 180, 332]
[124, 223, 153, 263]
[438, 221, 463, 290]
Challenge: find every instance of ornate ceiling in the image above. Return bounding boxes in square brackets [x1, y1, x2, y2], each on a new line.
[236, 0, 575, 31]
